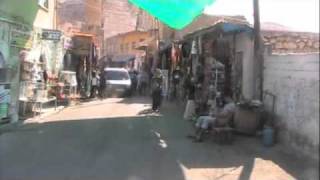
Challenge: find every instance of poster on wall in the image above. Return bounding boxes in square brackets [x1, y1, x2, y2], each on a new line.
[63, 37, 73, 49]
[10, 25, 33, 49]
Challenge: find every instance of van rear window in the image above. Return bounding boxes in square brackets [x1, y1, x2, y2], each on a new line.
[105, 71, 129, 80]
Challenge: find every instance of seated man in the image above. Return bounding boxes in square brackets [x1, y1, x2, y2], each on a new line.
[191, 96, 236, 142]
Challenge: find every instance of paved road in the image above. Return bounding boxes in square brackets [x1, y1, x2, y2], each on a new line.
[0, 97, 318, 180]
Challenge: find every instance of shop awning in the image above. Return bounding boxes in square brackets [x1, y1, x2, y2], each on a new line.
[184, 21, 253, 39]
[128, 0, 216, 30]
[112, 55, 135, 62]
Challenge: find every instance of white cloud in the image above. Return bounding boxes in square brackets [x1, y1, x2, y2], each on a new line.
[204, 0, 319, 32]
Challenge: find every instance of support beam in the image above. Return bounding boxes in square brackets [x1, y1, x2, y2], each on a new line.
[253, 0, 264, 101]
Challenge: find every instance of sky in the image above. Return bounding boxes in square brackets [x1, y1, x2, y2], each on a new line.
[204, 0, 319, 32]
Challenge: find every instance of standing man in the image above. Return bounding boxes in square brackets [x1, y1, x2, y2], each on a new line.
[99, 71, 106, 99]
[183, 74, 196, 120]
[172, 66, 183, 100]
[138, 70, 148, 95]
[90, 71, 98, 98]
[151, 69, 163, 112]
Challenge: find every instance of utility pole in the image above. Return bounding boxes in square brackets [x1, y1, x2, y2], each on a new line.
[101, 0, 105, 57]
[253, 0, 264, 101]
[54, 0, 58, 30]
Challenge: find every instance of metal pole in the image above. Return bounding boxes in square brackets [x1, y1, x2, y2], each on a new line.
[253, 0, 264, 101]
[54, 0, 58, 30]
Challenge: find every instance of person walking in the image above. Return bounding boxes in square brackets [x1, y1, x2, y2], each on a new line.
[138, 70, 148, 95]
[183, 75, 196, 120]
[99, 71, 106, 99]
[172, 66, 182, 100]
[151, 69, 163, 112]
[90, 72, 98, 98]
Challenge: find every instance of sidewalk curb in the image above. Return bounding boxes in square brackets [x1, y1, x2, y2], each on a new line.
[25, 106, 66, 123]
[0, 121, 24, 134]
[0, 106, 66, 134]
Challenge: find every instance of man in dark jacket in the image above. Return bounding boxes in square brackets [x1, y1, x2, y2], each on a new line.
[151, 69, 163, 112]
[99, 72, 106, 99]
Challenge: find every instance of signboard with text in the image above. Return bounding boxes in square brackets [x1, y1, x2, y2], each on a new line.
[10, 26, 33, 49]
[41, 29, 62, 41]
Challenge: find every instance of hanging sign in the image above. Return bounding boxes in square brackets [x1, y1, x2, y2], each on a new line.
[41, 29, 62, 41]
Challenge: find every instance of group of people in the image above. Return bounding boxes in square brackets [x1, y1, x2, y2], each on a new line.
[89, 69, 151, 99]
[129, 70, 149, 96]
[183, 73, 236, 143]
[150, 66, 184, 112]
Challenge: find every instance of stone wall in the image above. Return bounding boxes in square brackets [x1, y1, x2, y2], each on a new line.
[263, 53, 319, 160]
[263, 31, 319, 54]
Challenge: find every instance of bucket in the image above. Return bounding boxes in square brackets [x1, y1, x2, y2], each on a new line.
[263, 126, 274, 147]
[0, 103, 8, 119]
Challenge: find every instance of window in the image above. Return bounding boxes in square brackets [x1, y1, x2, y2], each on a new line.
[105, 71, 130, 80]
[38, 0, 49, 10]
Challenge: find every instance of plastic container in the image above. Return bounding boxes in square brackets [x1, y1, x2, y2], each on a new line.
[263, 126, 274, 147]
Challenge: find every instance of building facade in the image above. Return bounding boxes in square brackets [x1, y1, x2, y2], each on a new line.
[57, 0, 103, 55]
[101, 0, 174, 56]
[0, 0, 65, 122]
[104, 31, 153, 70]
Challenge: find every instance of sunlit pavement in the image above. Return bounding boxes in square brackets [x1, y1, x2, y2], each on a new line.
[0, 97, 318, 180]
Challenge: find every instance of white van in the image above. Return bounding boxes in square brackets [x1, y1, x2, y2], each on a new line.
[104, 68, 132, 97]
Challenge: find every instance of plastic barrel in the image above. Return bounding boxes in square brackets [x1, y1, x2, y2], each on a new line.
[263, 127, 274, 147]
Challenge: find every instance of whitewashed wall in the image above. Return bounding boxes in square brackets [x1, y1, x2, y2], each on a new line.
[263, 53, 319, 160]
[234, 32, 255, 100]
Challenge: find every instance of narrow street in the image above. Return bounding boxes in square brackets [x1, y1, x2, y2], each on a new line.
[0, 97, 317, 180]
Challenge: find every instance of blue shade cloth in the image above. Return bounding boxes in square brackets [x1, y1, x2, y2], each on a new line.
[128, 0, 216, 29]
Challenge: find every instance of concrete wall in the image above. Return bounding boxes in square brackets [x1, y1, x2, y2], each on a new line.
[234, 32, 255, 100]
[263, 53, 319, 160]
[33, 0, 56, 29]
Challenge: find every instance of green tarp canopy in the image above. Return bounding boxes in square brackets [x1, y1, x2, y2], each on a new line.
[128, 0, 216, 30]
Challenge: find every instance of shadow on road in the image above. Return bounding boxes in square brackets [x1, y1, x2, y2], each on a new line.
[0, 100, 317, 180]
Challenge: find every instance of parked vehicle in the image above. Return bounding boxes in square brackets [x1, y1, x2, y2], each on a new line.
[104, 68, 132, 97]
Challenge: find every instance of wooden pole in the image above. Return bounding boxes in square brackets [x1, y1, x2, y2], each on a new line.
[54, 0, 58, 30]
[253, 0, 264, 101]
